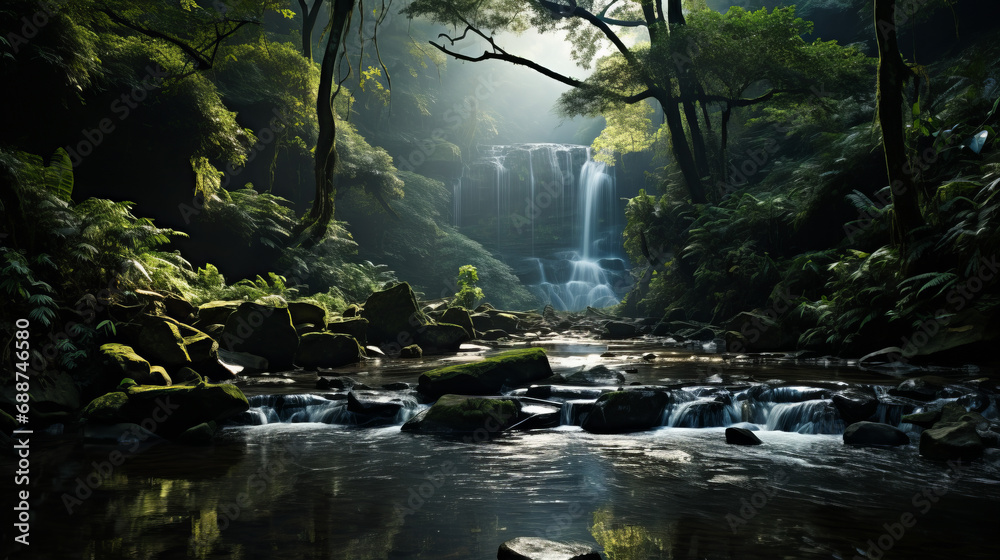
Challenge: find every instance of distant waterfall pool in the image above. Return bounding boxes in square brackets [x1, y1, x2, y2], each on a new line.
[455, 143, 629, 310]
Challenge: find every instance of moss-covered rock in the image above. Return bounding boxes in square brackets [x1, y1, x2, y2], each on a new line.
[326, 317, 370, 344]
[402, 394, 519, 434]
[137, 317, 191, 366]
[441, 306, 476, 339]
[80, 382, 249, 440]
[920, 421, 985, 461]
[491, 313, 521, 333]
[147, 366, 172, 386]
[221, 302, 299, 371]
[602, 321, 639, 339]
[288, 301, 327, 326]
[581, 390, 670, 434]
[400, 344, 422, 358]
[164, 294, 197, 324]
[99, 343, 154, 383]
[295, 332, 364, 369]
[361, 282, 430, 345]
[416, 322, 471, 352]
[196, 300, 242, 326]
[417, 348, 553, 398]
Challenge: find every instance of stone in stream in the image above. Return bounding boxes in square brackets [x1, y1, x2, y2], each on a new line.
[287, 301, 327, 326]
[581, 390, 670, 434]
[725, 427, 763, 445]
[497, 536, 601, 560]
[441, 306, 476, 339]
[221, 302, 299, 371]
[479, 329, 509, 341]
[399, 344, 422, 358]
[80, 382, 249, 440]
[601, 321, 638, 339]
[415, 322, 470, 352]
[842, 421, 910, 447]
[402, 394, 520, 434]
[360, 282, 431, 345]
[889, 376, 953, 401]
[346, 391, 404, 418]
[832, 387, 879, 425]
[920, 422, 985, 461]
[325, 317, 370, 344]
[294, 332, 365, 369]
[417, 348, 554, 399]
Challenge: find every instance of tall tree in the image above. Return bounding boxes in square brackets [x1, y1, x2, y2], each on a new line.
[874, 0, 924, 242]
[297, 0, 325, 61]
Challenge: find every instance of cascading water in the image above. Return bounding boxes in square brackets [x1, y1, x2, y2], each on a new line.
[456, 143, 628, 310]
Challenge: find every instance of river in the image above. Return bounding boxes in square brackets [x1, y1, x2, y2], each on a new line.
[4, 337, 999, 559]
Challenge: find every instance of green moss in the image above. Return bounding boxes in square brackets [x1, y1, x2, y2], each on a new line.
[419, 395, 519, 432]
[81, 391, 130, 422]
[422, 348, 546, 382]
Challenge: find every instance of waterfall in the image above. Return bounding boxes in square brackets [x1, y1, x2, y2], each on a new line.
[455, 143, 628, 311]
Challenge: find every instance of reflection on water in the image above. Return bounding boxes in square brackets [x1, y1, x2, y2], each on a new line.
[6, 418, 1000, 560]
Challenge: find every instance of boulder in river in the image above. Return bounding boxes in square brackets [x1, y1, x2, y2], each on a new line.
[399, 344, 422, 358]
[288, 301, 327, 326]
[326, 317, 370, 344]
[832, 387, 879, 425]
[601, 321, 638, 339]
[361, 282, 430, 345]
[842, 421, 910, 447]
[221, 302, 299, 371]
[80, 382, 249, 440]
[402, 394, 519, 435]
[295, 332, 364, 369]
[581, 390, 670, 434]
[920, 421, 985, 461]
[497, 536, 601, 560]
[889, 376, 953, 401]
[416, 322, 471, 352]
[441, 306, 476, 339]
[725, 427, 763, 445]
[418, 348, 553, 399]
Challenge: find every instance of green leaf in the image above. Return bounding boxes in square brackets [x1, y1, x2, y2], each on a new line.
[45, 148, 75, 202]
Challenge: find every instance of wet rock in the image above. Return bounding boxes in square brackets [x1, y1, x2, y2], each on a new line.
[295, 322, 324, 336]
[651, 322, 672, 336]
[497, 536, 601, 560]
[416, 322, 471, 352]
[602, 321, 638, 339]
[295, 332, 364, 369]
[400, 344, 423, 358]
[99, 343, 157, 386]
[326, 317, 370, 344]
[832, 387, 879, 425]
[642, 352, 656, 360]
[361, 282, 429, 344]
[542, 305, 558, 323]
[889, 376, 953, 401]
[843, 421, 910, 447]
[726, 427, 763, 445]
[80, 382, 249, 439]
[164, 295, 196, 324]
[471, 313, 494, 332]
[171, 367, 203, 385]
[317, 376, 355, 390]
[491, 312, 522, 333]
[218, 349, 268, 374]
[342, 304, 362, 317]
[347, 391, 403, 418]
[479, 329, 509, 341]
[581, 390, 670, 434]
[221, 302, 299, 371]
[383, 382, 410, 391]
[418, 348, 554, 399]
[920, 422, 985, 461]
[600, 352, 616, 358]
[901, 410, 941, 429]
[196, 300, 241, 326]
[441, 306, 476, 339]
[562, 365, 626, 385]
[137, 315, 194, 367]
[288, 301, 327, 326]
[176, 421, 219, 444]
[402, 394, 519, 434]
[692, 327, 717, 342]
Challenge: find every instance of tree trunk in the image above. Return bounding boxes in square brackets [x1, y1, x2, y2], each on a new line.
[659, 86, 706, 203]
[308, 0, 356, 239]
[298, 0, 324, 62]
[875, 0, 923, 241]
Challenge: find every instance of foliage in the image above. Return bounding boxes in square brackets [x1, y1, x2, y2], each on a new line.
[452, 265, 484, 309]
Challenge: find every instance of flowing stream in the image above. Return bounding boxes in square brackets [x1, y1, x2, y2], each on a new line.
[5, 339, 999, 560]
